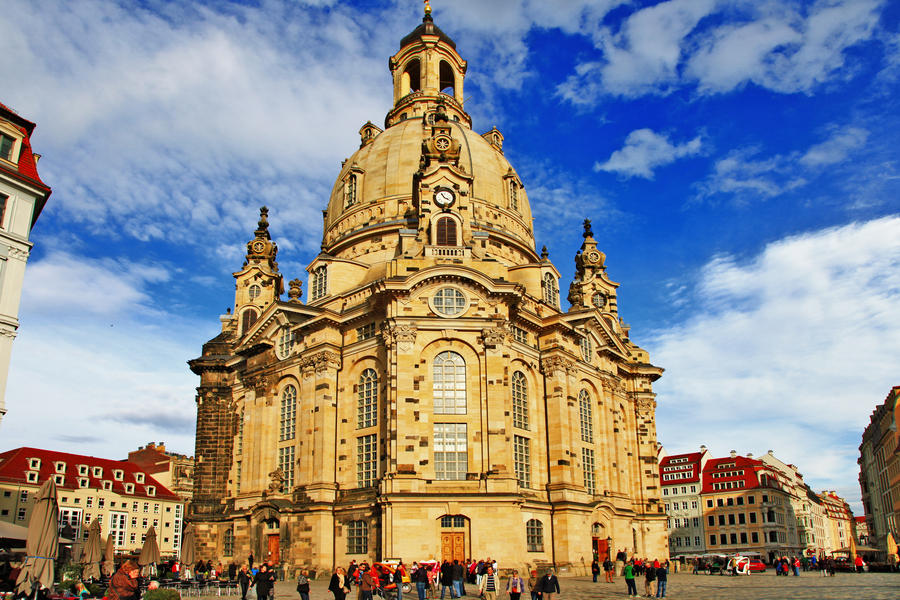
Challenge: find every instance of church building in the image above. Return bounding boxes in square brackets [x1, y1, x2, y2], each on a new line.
[189, 8, 667, 573]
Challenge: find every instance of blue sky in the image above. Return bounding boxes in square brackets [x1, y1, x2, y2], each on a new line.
[2, 0, 899, 512]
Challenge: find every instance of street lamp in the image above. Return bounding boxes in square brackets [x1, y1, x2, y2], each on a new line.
[606, 537, 612, 560]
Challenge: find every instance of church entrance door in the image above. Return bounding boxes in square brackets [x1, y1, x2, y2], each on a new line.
[267, 533, 280, 563]
[441, 532, 465, 563]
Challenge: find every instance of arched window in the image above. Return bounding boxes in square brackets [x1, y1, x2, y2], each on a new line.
[241, 308, 258, 334]
[439, 60, 455, 95]
[436, 216, 457, 246]
[433, 351, 466, 414]
[511, 371, 528, 430]
[358, 369, 377, 429]
[346, 174, 357, 207]
[509, 181, 518, 211]
[402, 59, 421, 94]
[280, 385, 297, 441]
[526, 519, 544, 552]
[347, 520, 368, 554]
[312, 266, 327, 301]
[579, 389, 593, 443]
[248, 284, 261, 300]
[543, 273, 558, 307]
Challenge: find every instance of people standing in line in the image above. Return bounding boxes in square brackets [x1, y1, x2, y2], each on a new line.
[296, 569, 311, 600]
[536, 568, 559, 600]
[329, 567, 350, 600]
[590, 558, 599, 583]
[623, 561, 637, 597]
[506, 569, 524, 600]
[643, 562, 656, 598]
[477, 567, 500, 600]
[238, 565, 252, 600]
[654, 564, 667, 599]
[526, 570, 540, 600]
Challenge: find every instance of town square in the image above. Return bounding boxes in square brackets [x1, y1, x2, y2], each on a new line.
[0, 1, 898, 600]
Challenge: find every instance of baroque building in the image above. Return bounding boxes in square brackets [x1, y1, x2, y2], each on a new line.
[189, 10, 666, 573]
[0, 102, 51, 426]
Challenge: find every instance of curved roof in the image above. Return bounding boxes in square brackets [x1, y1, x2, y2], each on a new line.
[400, 15, 456, 49]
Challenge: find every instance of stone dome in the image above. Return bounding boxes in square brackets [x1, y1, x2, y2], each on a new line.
[322, 116, 537, 266]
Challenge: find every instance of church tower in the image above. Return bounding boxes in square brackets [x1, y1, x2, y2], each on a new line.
[190, 6, 666, 573]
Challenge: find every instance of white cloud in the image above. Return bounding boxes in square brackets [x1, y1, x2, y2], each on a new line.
[595, 128, 702, 179]
[651, 215, 900, 506]
[697, 124, 869, 201]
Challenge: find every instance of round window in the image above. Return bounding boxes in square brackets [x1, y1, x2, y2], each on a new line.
[249, 284, 261, 300]
[432, 288, 467, 317]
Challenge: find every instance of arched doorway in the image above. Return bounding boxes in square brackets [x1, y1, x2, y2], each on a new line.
[591, 523, 610, 561]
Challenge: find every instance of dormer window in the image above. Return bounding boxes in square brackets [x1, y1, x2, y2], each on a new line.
[77, 465, 88, 476]
[146, 485, 156, 497]
[113, 469, 124, 481]
[78, 478, 89, 489]
[345, 173, 357, 207]
[102, 480, 112, 491]
[509, 181, 518, 211]
[54, 462, 66, 474]
[92, 466, 103, 478]
[125, 483, 135, 494]
[0, 133, 16, 162]
[53, 475, 65, 486]
[28, 458, 40, 470]
[135, 473, 145, 484]
[26, 471, 38, 483]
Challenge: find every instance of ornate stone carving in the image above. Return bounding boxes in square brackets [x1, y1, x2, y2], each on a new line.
[8, 247, 29, 261]
[382, 321, 417, 352]
[635, 396, 656, 414]
[267, 467, 285, 493]
[540, 356, 574, 376]
[480, 322, 509, 348]
[288, 278, 303, 302]
[300, 350, 342, 373]
[239, 372, 271, 394]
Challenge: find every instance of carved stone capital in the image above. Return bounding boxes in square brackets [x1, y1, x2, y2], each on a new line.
[382, 320, 417, 352]
[8, 247, 29, 261]
[239, 372, 271, 395]
[540, 356, 574, 376]
[301, 350, 341, 373]
[634, 396, 656, 414]
[480, 322, 509, 348]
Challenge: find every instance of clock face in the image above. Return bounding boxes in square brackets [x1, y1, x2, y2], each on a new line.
[434, 189, 455, 207]
[587, 251, 601, 263]
[252, 240, 266, 253]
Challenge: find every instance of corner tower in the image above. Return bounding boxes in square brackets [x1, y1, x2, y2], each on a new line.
[190, 7, 666, 575]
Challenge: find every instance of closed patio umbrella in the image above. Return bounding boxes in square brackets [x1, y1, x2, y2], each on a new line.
[139, 526, 161, 577]
[15, 478, 59, 596]
[101, 534, 115, 577]
[80, 520, 103, 580]
[180, 523, 196, 577]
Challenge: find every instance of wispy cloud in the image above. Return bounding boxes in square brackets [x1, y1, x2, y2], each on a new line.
[595, 128, 703, 179]
[651, 215, 900, 507]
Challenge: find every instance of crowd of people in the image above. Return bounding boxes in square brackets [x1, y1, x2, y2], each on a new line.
[591, 553, 669, 598]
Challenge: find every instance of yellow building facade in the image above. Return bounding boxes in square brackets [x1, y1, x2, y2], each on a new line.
[189, 11, 666, 574]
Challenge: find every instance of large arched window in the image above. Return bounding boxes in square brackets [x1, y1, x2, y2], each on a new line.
[439, 60, 455, 95]
[312, 266, 327, 301]
[433, 351, 466, 414]
[543, 273, 558, 308]
[241, 308, 258, 334]
[436, 216, 457, 246]
[280, 385, 297, 441]
[526, 519, 544, 552]
[357, 369, 377, 429]
[579, 389, 593, 443]
[511, 371, 528, 430]
[402, 59, 421, 95]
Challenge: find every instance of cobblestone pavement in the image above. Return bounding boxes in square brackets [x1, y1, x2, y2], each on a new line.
[267, 572, 900, 600]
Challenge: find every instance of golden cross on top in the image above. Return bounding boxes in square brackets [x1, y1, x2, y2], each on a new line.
[424, 0, 432, 16]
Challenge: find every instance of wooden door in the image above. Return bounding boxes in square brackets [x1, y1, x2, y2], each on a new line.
[267, 534, 280, 563]
[593, 537, 609, 561]
[441, 533, 465, 563]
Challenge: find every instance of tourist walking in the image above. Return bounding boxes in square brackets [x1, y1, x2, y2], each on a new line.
[526, 570, 540, 600]
[297, 569, 311, 600]
[329, 567, 350, 600]
[536, 568, 559, 600]
[361, 564, 375, 600]
[623, 562, 637, 597]
[252, 565, 274, 600]
[643, 562, 655, 597]
[506, 570, 525, 600]
[238, 565, 252, 600]
[603, 557, 614, 583]
[591, 559, 599, 583]
[478, 567, 500, 600]
[654, 565, 667, 599]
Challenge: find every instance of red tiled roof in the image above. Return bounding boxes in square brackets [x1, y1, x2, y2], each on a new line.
[0, 100, 52, 223]
[700, 455, 770, 494]
[0, 447, 180, 501]
[659, 451, 703, 484]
